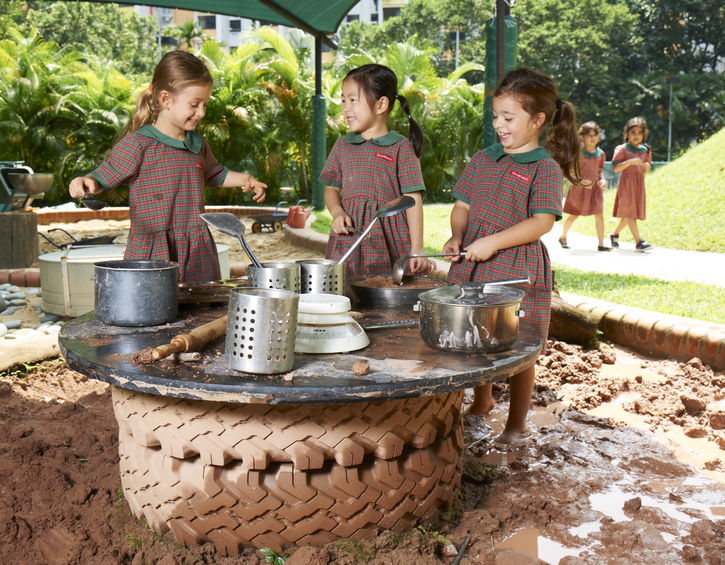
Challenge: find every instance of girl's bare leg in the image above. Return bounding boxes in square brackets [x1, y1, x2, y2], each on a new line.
[560, 215, 578, 242]
[496, 364, 536, 444]
[595, 214, 605, 247]
[611, 218, 626, 237]
[626, 218, 642, 242]
[468, 384, 495, 415]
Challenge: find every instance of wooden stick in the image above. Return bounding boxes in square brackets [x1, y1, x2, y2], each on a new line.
[151, 315, 228, 360]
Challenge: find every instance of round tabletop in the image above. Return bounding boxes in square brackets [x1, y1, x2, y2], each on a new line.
[59, 303, 542, 405]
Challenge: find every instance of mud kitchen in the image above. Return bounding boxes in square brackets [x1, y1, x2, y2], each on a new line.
[59, 198, 540, 555]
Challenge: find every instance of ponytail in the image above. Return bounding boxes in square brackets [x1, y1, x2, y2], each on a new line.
[396, 93, 424, 158]
[546, 98, 581, 184]
[123, 88, 158, 136]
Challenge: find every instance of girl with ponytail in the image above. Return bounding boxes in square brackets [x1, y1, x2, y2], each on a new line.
[443, 67, 580, 444]
[320, 63, 429, 280]
[69, 51, 267, 283]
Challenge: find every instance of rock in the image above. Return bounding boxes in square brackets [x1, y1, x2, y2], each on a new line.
[3, 319, 22, 330]
[0, 282, 11, 290]
[709, 413, 725, 430]
[0, 295, 5, 310]
[9, 299, 26, 306]
[685, 427, 707, 438]
[6, 292, 26, 300]
[0, 323, 6, 338]
[0, 308, 15, 315]
[680, 395, 706, 415]
[623, 497, 642, 513]
[41, 314, 59, 323]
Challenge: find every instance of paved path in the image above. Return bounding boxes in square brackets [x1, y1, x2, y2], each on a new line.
[542, 225, 725, 288]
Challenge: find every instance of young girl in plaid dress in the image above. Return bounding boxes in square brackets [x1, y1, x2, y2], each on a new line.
[443, 68, 581, 444]
[559, 121, 610, 251]
[320, 64, 429, 280]
[69, 51, 267, 283]
[609, 117, 653, 251]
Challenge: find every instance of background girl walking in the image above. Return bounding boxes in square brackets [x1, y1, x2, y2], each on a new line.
[610, 117, 653, 251]
[320, 63, 428, 281]
[69, 51, 267, 283]
[443, 67, 580, 444]
[559, 121, 609, 251]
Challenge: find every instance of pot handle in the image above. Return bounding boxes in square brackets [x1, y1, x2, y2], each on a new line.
[457, 277, 531, 299]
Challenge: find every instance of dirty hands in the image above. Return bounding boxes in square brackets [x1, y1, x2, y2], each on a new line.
[69, 176, 102, 199]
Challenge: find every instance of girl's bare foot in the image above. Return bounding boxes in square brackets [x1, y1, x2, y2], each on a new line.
[466, 399, 495, 415]
[494, 426, 532, 446]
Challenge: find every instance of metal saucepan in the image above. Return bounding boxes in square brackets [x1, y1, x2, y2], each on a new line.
[200, 212, 262, 268]
[349, 275, 447, 307]
[337, 195, 415, 265]
[392, 251, 466, 285]
[416, 278, 530, 353]
[94, 260, 179, 326]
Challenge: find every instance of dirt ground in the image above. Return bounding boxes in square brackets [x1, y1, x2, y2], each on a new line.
[0, 219, 723, 564]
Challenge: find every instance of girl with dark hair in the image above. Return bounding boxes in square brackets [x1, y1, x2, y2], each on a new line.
[560, 121, 610, 251]
[69, 51, 267, 283]
[443, 67, 581, 444]
[610, 117, 653, 251]
[320, 63, 429, 280]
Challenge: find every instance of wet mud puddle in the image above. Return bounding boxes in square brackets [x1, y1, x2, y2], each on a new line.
[458, 397, 724, 564]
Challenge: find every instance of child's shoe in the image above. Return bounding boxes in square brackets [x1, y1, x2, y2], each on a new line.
[558, 238, 569, 249]
[597, 245, 612, 252]
[609, 234, 619, 248]
[635, 240, 653, 252]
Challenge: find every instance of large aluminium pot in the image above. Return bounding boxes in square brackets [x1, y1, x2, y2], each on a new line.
[417, 281, 526, 353]
[94, 260, 178, 326]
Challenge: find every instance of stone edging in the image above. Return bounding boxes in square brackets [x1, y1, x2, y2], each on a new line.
[3, 208, 723, 370]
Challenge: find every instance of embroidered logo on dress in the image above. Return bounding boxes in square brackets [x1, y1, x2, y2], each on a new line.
[195, 163, 203, 169]
[374, 152, 394, 163]
[510, 170, 530, 182]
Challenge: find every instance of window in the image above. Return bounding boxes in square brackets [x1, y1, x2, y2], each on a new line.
[229, 19, 241, 32]
[346, 14, 360, 23]
[383, 8, 400, 19]
[198, 15, 216, 29]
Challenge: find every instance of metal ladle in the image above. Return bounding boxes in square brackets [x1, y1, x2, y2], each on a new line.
[200, 212, 262, 268]
[337, 195, 416, 265]
[392, 251, 467, 285]
[80, 196, 107, 210]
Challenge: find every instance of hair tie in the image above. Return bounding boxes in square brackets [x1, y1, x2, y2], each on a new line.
[555, 98, 563, 110]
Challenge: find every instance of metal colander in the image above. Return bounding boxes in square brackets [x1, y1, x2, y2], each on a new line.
[296, 259, 344, 295]
[225, 288, 299, 374]
[247, 262, 300, 292]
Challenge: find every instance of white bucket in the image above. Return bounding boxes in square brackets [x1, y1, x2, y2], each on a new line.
[40, 244, 230, 317]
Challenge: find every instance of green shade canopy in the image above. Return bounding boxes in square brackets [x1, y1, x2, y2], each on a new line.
[87, 0, 359, 45]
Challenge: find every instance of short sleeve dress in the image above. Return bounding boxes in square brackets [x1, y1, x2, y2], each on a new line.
[91, 125, 228, 283]
[563, 148, 606, 216]
[447, 144, 563, 342]
[611, 143, 651, 220]
[319, 131, 426, 280]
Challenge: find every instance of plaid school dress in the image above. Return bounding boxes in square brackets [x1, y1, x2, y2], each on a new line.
[563, 148, 606, 216]
[91, 125, 228, 283]
[447, 144, 563, 341]
[320, 131, 426, 280]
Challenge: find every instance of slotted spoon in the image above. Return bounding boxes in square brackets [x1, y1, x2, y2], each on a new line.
[200, 212, 262, 268]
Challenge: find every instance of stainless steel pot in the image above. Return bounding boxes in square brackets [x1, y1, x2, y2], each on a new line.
[94, 260, 178, 326]
[416, 281, 526, 353]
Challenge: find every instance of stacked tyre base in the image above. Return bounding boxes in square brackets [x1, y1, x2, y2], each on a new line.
[112, 388, 464, 556]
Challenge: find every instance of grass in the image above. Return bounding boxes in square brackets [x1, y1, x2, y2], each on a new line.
[564, 128, 725, 253]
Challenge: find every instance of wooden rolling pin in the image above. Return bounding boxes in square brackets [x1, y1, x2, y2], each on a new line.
[151, 315, 228, 360]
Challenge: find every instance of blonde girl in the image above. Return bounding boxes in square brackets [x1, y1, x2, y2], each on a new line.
[69, 51, 267, 283]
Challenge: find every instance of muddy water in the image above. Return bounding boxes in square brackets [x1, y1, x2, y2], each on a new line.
[455, 373, 724, 564]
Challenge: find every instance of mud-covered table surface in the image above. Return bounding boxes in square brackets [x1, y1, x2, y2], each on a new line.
[60, 302, 542, 404]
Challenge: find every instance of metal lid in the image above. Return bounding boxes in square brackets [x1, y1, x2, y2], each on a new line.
[418, 284, 525, 307]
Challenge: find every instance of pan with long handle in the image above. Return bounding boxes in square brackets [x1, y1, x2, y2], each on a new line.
[200, 212, 262, 268]
[337, 195, 416, 265]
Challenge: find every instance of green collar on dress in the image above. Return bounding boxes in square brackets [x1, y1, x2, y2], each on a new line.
[138, 124, 203, 153]
[625, 142, 648, 154]
[344, 131, 405, 146]
[484, 143, 552, 163]
[582, 147, 603, 159]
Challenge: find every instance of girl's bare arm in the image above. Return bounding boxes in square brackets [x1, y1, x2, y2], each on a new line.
[324, 185, 352, 234]
[465, 213, 555, 262]
[222, 171, 267, 202]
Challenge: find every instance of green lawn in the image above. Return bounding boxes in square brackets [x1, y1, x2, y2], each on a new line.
[310, 132, 724, 323]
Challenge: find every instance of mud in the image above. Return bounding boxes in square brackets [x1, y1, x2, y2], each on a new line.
[0, 219, 720, 564]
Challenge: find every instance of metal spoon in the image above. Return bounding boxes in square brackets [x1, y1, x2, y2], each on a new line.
[337, 195, 416, 265]
[200, 212, 262, 268]
[392, 251, 466, 285]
